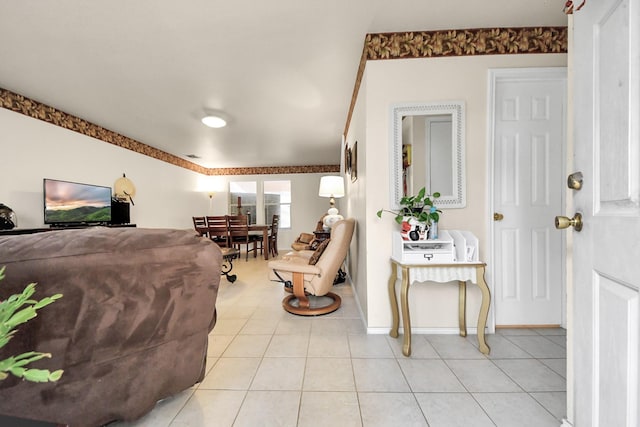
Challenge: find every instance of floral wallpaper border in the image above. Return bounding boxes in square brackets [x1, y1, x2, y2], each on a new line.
[0, 88, 339, 175]
[344, 26, 568, 135]
[365, 27, 567, 60]
[2, 27, 566, 175]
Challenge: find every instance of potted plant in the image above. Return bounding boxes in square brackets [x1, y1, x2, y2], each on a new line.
[377, 187, 441, 240]
[0, 266, 63, 383]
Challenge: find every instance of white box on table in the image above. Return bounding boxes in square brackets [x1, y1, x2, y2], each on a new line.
[391, 230, 456, 264]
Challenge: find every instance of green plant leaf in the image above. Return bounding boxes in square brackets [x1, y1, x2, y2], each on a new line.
[0, 356, 16, 371]
[11, 352, 51, 367]
[33, 294, 63, 310]
[49, 369, 64, 381]
[376, 210, 383, 218]
[6, 306, 37, 329]
[21, 368, 53, 383]
[9, 366, 26, 377]
[0, 267, 64, 383]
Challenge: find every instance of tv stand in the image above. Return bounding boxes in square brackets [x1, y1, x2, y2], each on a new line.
[0, 224, 136, 236]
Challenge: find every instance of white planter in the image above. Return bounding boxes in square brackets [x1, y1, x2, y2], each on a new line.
[400, 217, 429, 241]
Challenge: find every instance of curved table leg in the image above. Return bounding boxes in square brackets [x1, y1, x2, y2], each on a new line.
[458, 281, 467, 337]
[475, 265, 491, 355]
[221, 250, 239, 283]
[388, 260, 399, 338]
[400, 265, 412, 356]
[263, 228, 269, 260]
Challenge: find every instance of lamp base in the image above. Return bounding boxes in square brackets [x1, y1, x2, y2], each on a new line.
[323, 207, 343, 230]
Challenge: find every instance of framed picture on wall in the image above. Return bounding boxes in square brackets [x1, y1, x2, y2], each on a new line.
[351, 141, 358, 182]
[344, 143, 351, 175]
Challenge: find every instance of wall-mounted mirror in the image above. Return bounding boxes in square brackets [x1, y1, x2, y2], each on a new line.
[390, 101, 466, 209]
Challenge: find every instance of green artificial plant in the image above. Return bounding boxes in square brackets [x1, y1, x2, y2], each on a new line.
[377, 187, 442, 224]
[0, 266, 64, 382]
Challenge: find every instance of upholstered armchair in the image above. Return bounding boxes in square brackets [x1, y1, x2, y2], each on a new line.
[269, 218, 355, 315]
[290, 214, 328, 251]
[290, 232, 316, 251]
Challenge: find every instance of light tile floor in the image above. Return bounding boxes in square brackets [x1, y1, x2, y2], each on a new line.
[110, 256, 566, 427]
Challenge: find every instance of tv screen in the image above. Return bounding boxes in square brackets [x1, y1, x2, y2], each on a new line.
[44, 178, 112, 225]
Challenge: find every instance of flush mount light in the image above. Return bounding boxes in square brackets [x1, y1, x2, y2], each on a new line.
[201, 109, 229, 128]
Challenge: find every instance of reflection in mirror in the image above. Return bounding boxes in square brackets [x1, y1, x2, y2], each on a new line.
[390, 101, 465, 209]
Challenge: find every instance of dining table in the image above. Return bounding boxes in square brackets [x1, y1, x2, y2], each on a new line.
[248, 224, 270, 260]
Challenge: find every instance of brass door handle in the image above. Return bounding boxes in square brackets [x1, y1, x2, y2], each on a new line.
[493, 212, 504, 221]
[555, 213, 583, 232]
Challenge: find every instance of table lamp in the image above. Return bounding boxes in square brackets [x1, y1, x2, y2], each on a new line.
[318, 176, 345, 230]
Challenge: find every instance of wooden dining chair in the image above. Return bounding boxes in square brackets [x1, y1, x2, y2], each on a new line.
[205, 215, 230, 247]
[268, 214, 279, 258]
[226, 215, 259, 260]
[192, 216, 208, 237]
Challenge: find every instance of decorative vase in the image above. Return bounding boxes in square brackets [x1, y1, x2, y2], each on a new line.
[401, 217, 429, 241]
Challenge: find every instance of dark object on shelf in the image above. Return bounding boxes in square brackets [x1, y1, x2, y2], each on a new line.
[0, 203, 17, 230]
[110, 198, 131, 224]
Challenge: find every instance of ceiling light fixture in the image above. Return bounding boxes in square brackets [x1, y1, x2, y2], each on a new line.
[201, 109, 228, 128]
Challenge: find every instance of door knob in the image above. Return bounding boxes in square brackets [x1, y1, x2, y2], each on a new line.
[493, 212, 504, 221]
[555, 213, 583, 232]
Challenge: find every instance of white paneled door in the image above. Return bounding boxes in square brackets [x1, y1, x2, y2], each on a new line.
[491, 68, 567, 326]
[570, 0, 640, 425]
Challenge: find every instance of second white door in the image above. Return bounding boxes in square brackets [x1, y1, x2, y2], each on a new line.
[491, 68, 566, 326]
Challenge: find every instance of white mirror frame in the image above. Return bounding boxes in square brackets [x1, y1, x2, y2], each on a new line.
[390, 101, 466, 209]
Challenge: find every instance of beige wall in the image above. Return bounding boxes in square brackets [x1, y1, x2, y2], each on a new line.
[347, 53, 568, 331]
[0, 108, 329, 250]
[343, 71, 368, 321]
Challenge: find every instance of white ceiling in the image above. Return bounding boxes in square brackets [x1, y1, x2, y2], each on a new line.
[0, 1, 566, 169]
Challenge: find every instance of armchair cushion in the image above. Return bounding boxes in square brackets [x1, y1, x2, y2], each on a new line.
[308, 239, 330, 265]
[268, 259, 321, 276]
[291, 232, 316, 251]
[298, 233, 315, 244]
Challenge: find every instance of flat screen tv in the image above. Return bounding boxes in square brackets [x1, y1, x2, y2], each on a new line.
[43, 178, 112, 226]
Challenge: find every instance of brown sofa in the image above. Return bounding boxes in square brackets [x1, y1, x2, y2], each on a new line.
[0, 227, 222, 427]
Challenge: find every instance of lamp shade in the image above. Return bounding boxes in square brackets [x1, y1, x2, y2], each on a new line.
[318, 176, 345, 198]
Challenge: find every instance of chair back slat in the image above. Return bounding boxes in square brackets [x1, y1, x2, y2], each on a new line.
[269, 214, 279, 257]
[193, 216, 207, 236]
[226, 215, 249, 239]
[206, 215, 230, 247]
[227, 215, 259, 260]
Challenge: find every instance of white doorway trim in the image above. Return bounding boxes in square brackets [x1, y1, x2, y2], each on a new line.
[486, 67, 568, 329]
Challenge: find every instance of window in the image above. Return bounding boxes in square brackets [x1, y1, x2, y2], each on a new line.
[229, 181, 257, 224]
[264, 180, 291, 228]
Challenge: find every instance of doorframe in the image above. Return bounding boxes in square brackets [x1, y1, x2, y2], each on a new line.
[486, 67, 568, 328]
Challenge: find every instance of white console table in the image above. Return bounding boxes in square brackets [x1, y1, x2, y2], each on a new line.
[388, 259, 491, 357]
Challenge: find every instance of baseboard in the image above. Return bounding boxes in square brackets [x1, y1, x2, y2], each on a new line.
[496, 324, 561, 329]
[368, 327, 484, 335]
